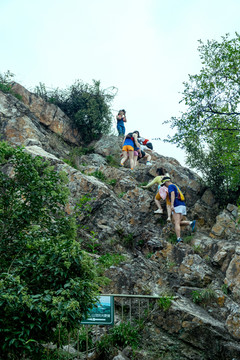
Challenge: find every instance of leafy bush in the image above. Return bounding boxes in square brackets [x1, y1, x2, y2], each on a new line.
[97, 321, 140, 355]
[35, 80, 117, 144]
[0, 142, 99, 359]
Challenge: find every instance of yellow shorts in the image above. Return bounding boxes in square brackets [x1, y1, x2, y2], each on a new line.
[155, 192, 171, 205]
[122, 145, 134, 152]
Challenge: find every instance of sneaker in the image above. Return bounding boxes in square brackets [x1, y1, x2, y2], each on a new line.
[177, 237, 183, 243]
[146, 161, 152, 165]
[190, 220, 196, 232]
[154, 209, 163, 214]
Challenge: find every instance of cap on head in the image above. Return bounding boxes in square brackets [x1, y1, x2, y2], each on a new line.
[160, 176, 171, 186]
[133, 130, 140, 137]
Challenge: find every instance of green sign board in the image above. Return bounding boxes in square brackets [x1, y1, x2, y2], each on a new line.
[81, 295, 114, 325]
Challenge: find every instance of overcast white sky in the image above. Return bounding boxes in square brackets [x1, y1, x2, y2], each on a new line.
[1, 0, 240, 170]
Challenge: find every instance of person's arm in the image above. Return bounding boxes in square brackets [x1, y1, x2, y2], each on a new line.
[123, 116, 127, 122]
[142, 177, 158, 189]
[133, 133, 141, 149]
[170, 190, 175, 212]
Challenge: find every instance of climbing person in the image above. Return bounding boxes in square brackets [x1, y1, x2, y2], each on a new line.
[131, 131, 152, 166]
[137, 143, 152, 166]
[116, 109, 127, 136]
[141, 168, 171, 221]
[160, 176, 196, 243]
[137, 135, 153, 151]
[120, 131, 141, 170]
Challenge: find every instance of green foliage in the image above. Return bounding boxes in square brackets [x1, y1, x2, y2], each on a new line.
[192, 287, 217, 305]
[106, 178, 117, 186]
[192, 290, 203, 304]
[106, 155, 119, 167]
[193, 244, 204, 256]
[74, 194, 93, 218]
[158, 296, 174, 311]
[118, 191, 126, 198]
[97, 253, 126, 276]
[35, 80, 117, 144]
[138, 181, 149, 187]
[0, 71, 22, 101]
[167, 233, 177, 244]
[89, 170, 106, 182]
[166, 33, 240, 204]
[183, 235, 194, 244]
[221, 283, 229, 295]
[97, 321, 140, 355]
[98, 253, 126, 268]
[0, 142, 99, 358]
[63, 146, 94, 169]
[123, 233, 135, 249]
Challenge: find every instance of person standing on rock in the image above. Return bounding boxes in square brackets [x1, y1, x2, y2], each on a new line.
[142, 168, 171, 220]
[116, 109, 127, 136]
[160, 176, 196, 243]
[120, 131, 141, 170]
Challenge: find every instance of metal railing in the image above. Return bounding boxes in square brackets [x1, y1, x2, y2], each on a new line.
[47, 293, 172, 359]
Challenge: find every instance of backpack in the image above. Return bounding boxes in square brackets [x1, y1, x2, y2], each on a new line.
[173, 184, 185, 201]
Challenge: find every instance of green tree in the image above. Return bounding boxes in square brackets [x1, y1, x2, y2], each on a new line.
[35, 80, 117, 144]
[166, 33, 240, 203]
[0, 142, 99, 358]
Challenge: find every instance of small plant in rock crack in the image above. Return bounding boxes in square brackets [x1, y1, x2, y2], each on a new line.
[193, 244, 204, 256]
[158, 296, 174, 311]
[90, 170, 106, 181]
[98, 253, 126, 270]
[192, 287, 217, 305]
[183, 234, 193, 244]
[123, 233, 135, 249]
[221, 283, 230, 295]
[167, 233, 177, 244]
[166, 260, 176, 270]
[106, 154, 119, 167]
[118, 191, 126, 198]
[106, 178, 117, 186]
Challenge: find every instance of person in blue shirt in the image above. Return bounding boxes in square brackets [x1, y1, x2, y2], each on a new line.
[160, 176, 196, 243]
[116, 109, 127, 136]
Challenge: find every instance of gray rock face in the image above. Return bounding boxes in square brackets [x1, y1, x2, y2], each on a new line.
[1, 86, 240, 360]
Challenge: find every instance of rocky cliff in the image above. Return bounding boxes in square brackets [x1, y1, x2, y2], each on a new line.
[0, 84, 240, 360]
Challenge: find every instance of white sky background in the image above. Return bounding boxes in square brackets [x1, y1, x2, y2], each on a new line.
[1, 0, 240, 171]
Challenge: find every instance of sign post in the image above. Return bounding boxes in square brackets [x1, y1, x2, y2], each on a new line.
[81, 295, 114, 326]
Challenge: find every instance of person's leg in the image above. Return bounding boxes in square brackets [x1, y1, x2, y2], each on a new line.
[154, 192, 163, 213]
[117, 124, 121, 136]
[172, 212, 181, 239]
[166, 204, 171, 221]
[145, 153, 151, 162]
[120, 151, 128, 166]
[128, 151, 134, 169]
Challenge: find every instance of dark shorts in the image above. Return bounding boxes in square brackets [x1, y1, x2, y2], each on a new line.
[138, 150, 145, 160]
